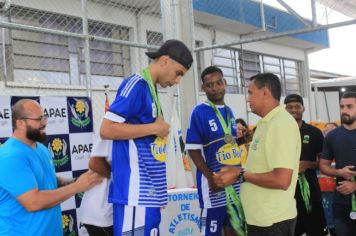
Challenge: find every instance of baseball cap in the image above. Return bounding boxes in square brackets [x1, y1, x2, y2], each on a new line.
[145, 39, 193, 70]
[284, 94, 304, 106]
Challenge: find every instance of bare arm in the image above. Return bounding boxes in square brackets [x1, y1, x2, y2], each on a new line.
[89, 157, 111, 179]
[244, 168, 293, 190]
[213, 167, 293, 190]
[299, 160, 318, 173]
[189, 150, 222, 192]
[100, 117, 169, 140]
[319, 159, 356, 180]
[56, 176, 76, 187]
[17, 170, 102, 212]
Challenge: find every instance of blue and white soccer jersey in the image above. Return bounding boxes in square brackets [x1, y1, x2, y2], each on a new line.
[114, 205, 161, 236]
[105, 72, 167, 235]
[186, 102, 242, 235]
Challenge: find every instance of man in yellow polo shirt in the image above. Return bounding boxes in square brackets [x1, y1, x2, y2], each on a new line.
[213, 73, 301, 236]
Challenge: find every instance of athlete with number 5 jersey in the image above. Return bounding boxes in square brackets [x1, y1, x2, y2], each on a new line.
[186, 66, 242, 236]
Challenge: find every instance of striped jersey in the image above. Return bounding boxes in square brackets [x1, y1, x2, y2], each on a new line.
[186, 102, 241, 208]
[106, 73, 167, 207]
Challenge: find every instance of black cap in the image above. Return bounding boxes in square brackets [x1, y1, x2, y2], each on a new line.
[146, 39, 193, 70]
[284, 94, 304, 106]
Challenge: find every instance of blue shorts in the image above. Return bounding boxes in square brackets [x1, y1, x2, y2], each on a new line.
[200, 206, 232, 236]
[113, 204, 161, 236]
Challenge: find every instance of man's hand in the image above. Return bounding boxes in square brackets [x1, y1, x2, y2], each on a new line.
[336, 181, 356, 195]
[213, 166, 241, 188]
[207, 176, 224, 193]
[73, 170, 103, 192]
[336, 166, 356, 180]
[299, 160, 316, 173]
[153, 116, 170, 138]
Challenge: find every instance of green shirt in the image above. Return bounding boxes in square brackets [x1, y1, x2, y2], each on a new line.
[240, 105, 301, 227]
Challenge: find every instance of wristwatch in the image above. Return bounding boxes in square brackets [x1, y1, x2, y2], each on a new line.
[238, 169, 245, 183]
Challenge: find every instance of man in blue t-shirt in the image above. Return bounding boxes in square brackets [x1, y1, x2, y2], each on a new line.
[186, 66, 241, 236]
[320, 91, 356, 236]
[100, 39, 193, 236]
[0, 99, 102, 236]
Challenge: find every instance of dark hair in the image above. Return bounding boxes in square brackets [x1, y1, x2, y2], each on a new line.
[325, 122, 338, 128]
[341, 91, 356, 100]
[201, 66, 223, 83]
[235, 118, 248, 128]
[250, 73, 281, 101]
[12, 99, 30, 128]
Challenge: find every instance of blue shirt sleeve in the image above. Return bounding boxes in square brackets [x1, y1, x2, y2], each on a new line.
[186, 107, 204, 145]
[0, 153, 38, 198]
[109, 77, 147, 120]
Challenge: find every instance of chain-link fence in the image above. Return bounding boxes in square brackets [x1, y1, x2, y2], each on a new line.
[0, 0, 175, 130]
[1, 0, 355, 127]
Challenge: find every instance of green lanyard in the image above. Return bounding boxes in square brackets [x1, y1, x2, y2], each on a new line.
[206, 100, 231, 135]
[141, 68, 162, 117]
[226, 185, 247, 236]
[299, 173, 312, 213]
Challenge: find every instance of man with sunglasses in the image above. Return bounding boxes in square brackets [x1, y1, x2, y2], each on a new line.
[0, 99, 102, 236]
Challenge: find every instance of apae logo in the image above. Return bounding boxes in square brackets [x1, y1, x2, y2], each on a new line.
[62, 214, 76, 236]
[0, 108, 10, 119]
[69, 99, 91, 128]
[48, 138, 69, 167]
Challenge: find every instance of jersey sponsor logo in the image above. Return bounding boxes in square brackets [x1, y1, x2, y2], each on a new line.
[303, 135, 310, 144]
[151, 137, 167, 162]
[48, 138, 69, 167]
[216, 143, 242, 165]
[69, 99, 91, 128]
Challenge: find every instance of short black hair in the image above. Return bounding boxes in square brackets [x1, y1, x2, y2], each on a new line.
[201, 66, 223, 83]
[250, 73, 281, 101]
[341, 91, 356, 100]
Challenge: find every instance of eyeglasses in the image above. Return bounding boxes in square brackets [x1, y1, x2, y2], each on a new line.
[20, 115, 48, 123]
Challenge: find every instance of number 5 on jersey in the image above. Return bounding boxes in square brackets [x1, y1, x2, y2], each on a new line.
[209, 119, 218, 132]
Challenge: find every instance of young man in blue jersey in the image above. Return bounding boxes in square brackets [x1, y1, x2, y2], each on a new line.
[100, 39, 193, 236]
[185, 66, 240, 236]
[0, 99, 102, 236]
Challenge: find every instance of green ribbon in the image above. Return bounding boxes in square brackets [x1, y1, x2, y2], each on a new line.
[299, 173, 312, 213]
[225, 185, 247, 236]
[141, 68, 162, 117]
[206, 100, 231, 135]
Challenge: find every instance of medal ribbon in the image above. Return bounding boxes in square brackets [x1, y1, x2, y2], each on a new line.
[351, 176, 356, 212]
[299, 173, 312, 213]
[141, 68, 162, 117]
[206, 100, 231, 135]
[226, 185, 247, 236]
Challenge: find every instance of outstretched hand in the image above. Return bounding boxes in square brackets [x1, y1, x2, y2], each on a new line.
[213, 166, 241, 188]
[74, 170, 103, 193]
